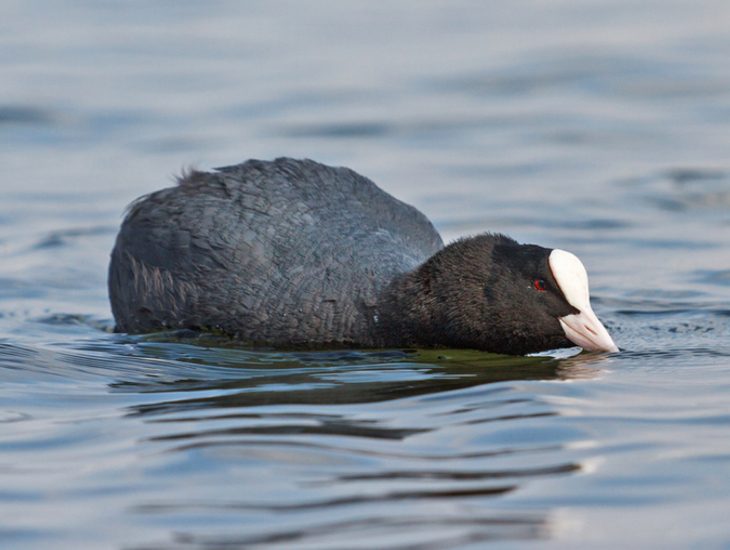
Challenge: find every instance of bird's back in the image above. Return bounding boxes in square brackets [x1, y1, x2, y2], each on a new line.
[109, 158, 443, 345]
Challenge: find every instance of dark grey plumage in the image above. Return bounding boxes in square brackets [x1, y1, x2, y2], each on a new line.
[109, 158, 443, 347]
[109, 157, 597, 355]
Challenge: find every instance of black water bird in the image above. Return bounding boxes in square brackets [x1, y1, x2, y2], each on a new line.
[109, 158, 618, 355]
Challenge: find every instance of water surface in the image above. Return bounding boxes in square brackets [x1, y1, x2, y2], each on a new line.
[2, 1, 730, 548]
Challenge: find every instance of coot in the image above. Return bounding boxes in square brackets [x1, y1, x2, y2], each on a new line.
[109, 158, 618, 355]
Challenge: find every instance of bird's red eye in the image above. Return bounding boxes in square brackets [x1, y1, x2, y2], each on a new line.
[533, 279, 546, 291]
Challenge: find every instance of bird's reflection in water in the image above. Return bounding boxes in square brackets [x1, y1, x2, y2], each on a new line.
[104, 334, 607, 548]
[110, 334, 603, 417]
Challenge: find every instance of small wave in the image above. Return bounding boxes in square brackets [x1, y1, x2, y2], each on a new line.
[31, 225, 117, 250]
[325, 462, 580, 482]
[138, 484, 517, 514]
[277, 121, 391, 138]
[0, 105, 55, 126]
[129, 512, 547, 549]
[694, 269, 730, 287]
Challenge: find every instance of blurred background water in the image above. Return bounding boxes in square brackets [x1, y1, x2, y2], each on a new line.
[2, 1, 730, 548]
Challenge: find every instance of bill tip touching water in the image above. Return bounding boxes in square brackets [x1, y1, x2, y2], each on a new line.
[108, 157, 618, 355]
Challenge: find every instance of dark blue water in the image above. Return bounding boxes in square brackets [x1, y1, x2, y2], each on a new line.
[2, 1, 730, 548]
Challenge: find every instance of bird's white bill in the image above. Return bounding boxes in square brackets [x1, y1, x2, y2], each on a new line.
[549, 248, 618, 353]
[559, 307, 618, 353]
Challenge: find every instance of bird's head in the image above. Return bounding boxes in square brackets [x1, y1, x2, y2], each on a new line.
[419, 235, 618, 355]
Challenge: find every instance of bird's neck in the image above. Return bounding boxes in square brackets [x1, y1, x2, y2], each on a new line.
[374, 265, 437, 348]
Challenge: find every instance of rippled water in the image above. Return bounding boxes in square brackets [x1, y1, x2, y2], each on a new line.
[2, 1, 730, 548]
